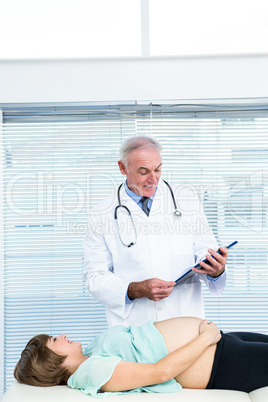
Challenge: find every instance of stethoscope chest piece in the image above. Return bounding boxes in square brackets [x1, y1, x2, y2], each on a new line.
[173, 209, 182, 219]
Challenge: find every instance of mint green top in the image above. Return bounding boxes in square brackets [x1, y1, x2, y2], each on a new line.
[67, 320, 182, 398]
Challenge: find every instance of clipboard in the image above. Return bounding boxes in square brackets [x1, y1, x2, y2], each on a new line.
[175, 241, 238, 285]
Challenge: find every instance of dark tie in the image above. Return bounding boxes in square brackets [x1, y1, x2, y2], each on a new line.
[140, 196, 150, 216]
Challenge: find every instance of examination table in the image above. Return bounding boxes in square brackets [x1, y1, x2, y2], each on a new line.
[1, 381, 268, 402]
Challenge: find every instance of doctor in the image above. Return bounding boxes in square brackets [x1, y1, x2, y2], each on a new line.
[83, 136, 228, 327]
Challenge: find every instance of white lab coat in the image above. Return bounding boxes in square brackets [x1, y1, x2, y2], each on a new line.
[83, 179, 226, 327]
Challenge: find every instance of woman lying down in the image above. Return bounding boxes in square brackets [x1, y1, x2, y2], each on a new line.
[14, 316, 268, 398]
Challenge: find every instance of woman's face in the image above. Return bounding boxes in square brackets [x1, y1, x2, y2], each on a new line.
[46, 334, 83, 358]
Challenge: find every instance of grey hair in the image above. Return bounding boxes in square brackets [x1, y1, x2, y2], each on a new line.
[119, 135, 162, 166]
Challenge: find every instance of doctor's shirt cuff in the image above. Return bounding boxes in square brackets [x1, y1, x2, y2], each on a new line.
[125, 291, 134, 304]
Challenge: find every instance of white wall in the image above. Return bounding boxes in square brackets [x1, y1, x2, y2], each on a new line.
[1, 54, 268, 104]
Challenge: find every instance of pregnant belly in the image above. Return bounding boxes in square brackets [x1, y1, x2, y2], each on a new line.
[154, 317, 216, 389]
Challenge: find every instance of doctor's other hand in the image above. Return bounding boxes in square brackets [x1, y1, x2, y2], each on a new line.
[192, 247, 228, 278]
[127, 278, 175, 301]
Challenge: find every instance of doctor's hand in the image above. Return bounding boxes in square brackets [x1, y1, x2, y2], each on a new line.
[192, 247, 228, 278]
[127, 278, 175, 301]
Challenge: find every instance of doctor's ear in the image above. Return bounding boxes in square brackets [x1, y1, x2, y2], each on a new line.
[118, 160, 127, 175]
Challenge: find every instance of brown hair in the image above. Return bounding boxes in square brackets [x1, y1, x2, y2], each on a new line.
[14, 334, 71, 387]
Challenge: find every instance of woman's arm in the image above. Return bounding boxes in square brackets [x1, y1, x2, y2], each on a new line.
[101, 321, 221, 392]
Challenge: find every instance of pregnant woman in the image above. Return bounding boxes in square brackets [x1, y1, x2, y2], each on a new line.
[14, 317, 268, 398]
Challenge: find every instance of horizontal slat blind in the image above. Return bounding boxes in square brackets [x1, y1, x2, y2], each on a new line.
[2, 103, 268, 393]
[0, 109, 4, 396]
[2, 107, 134, 393]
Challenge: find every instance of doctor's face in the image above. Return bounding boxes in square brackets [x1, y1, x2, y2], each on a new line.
[118, 147, 162, 197]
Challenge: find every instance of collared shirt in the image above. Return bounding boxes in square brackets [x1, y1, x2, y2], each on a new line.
[124, 181, 155, 212]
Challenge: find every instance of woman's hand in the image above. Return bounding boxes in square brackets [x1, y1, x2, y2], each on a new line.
[199, 320, 221, 345]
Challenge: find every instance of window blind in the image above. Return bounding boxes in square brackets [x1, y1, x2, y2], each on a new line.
[0, 109, 4, 395]
[1, 102, 268, 394]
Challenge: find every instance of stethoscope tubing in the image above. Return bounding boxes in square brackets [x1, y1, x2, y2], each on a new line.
[114, 180, 181, 247]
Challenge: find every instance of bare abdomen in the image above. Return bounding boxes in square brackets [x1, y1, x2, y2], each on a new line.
[154, 317, 216, 388]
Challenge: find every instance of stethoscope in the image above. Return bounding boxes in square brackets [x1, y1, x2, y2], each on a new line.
[114, 180, 182, 247]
